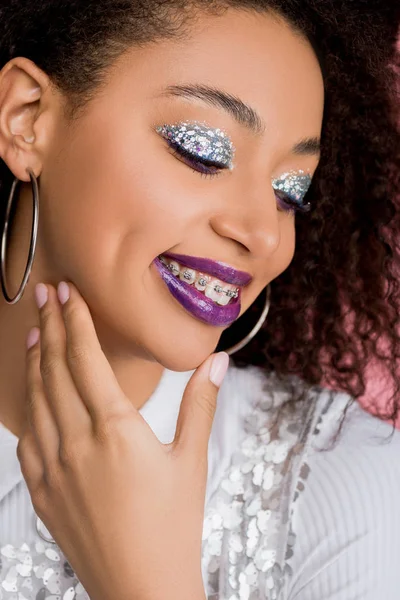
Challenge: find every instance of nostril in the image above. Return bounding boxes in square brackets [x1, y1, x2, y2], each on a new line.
[236, 239, 252, 254]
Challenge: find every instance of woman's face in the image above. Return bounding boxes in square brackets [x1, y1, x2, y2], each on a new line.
[7, 9, 324, 370]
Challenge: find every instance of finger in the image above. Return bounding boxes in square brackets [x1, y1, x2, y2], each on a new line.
[25, 326, 60, 464]
[16, 423, 44, 492]
[173, 352, 229, 456]
[35, 283, 92, 439]
[57, 281, 132, 426]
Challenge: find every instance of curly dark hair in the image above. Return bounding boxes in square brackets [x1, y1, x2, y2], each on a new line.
[0, 1, 399, 437]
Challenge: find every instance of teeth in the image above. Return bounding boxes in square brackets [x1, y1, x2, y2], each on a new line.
[169, 261, 180, 276]
[217, 286, 232, 306]
[205, 279, 224, 303]
[160, 255, 239, 305]
[179, 268, 196, 284]
[195, 273, 210, 292]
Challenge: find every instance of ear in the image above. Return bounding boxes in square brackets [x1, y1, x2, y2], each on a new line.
[0, 57, 59, 182]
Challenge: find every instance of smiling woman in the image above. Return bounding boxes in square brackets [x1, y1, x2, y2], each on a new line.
[0, 1, 399, 600]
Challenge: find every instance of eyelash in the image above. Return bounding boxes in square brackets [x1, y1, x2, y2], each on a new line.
[166, 140, 225, 179]
[274, 190, 312, 215]
[166, 140, 311, 214]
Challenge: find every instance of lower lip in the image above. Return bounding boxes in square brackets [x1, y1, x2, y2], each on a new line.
[153, 257, 241, 327]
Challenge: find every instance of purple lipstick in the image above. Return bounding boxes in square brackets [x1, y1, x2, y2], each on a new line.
[153, 256, 243, 327]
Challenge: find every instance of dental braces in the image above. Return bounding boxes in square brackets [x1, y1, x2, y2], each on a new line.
[165, 261, 239, 298]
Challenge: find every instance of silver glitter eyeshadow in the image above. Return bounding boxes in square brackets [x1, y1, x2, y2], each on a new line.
[272, 170, 312, 203]
[156, 121, 235, 169]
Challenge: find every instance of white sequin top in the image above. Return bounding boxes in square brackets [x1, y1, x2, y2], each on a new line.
[1, 364, 400, 599]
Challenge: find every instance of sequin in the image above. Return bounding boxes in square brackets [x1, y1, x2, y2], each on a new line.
[0, 372, 334, 599]
[201, 373, 332, 599]
[156, 122, 235, 169]
[0, 540, 88, 599]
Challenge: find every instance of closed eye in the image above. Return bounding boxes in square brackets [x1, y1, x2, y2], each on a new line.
[274, 189, 312, 214]
[165, 139, 227, 179]
[165, 135, 313, 214]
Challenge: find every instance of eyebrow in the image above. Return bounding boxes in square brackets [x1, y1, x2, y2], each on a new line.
[159, 83, 321, 156]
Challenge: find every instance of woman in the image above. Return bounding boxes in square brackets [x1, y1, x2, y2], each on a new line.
[0, 1, 399, 598]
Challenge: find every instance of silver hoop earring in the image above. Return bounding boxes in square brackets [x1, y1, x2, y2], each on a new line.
[0, 168, 39, 304]
[224, 284, 271, 356]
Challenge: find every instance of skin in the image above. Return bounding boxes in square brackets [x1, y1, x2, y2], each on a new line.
[20, 282, 229, 600]
[0, 8, 324, 599]
[0, 9, 323, 438]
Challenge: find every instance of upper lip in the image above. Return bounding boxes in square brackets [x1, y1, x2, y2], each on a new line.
[161, 252, 253, 287]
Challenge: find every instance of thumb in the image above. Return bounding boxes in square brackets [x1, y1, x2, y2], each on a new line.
[173, 352, 230, 456]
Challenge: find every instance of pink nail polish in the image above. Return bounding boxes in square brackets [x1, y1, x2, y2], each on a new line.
[209, 352, 229, 387]
[26, 327, 40, 350]
[57, 281, 70, 305]
[35, 283, 48, 309]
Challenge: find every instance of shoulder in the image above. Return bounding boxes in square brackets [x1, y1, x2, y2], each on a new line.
[286, 397, 400, 599]
[207, 365, 400, 599]
[219, 362, 307, 416]
[307, 393, 400, 505]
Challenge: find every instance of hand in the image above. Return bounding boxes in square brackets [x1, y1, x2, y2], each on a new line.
[16, 281, 229, 600]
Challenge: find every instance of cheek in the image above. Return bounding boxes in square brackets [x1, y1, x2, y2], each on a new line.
[41, 122, 194, 275]
[268, 216, 296, 280]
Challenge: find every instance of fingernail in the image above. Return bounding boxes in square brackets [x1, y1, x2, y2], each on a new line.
[57, 281, 70, 305]
[26, 327, 40, 350]
[209, 352, 229, 388]
[35, 283, 48, 309]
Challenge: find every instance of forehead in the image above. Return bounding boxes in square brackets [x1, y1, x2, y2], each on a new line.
[107, 9, 324, 147]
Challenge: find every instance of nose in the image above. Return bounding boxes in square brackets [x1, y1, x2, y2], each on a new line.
[209, 182, 281, 258]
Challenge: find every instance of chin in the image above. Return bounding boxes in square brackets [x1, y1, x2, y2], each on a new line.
[145, 323, 224, 372]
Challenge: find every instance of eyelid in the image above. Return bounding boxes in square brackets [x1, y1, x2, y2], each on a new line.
[164, 138, 224, 180]
[272, 170, 313, 200]
[167, 138, 229, 169]
[155, 121, 236, 170]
